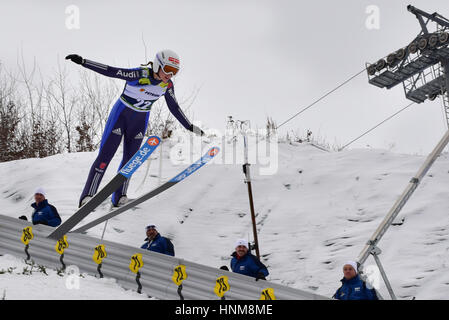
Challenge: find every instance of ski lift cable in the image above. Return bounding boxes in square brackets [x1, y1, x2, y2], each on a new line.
[339, 101, 416, 151]
[276, 68, 366, 129]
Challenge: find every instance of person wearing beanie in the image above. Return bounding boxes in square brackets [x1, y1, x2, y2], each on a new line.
[140, 224, 175, 256]
[31, 188, 62, 227]
[333, 261, 378, 300]
[229, 238, 269, 280]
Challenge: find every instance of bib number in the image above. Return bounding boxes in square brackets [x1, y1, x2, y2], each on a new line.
[132, 99, 153, 111]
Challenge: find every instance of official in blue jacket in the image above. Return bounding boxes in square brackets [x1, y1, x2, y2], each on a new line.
[230, 239, 269, 280]
[31, 188, 62, 227]
[141, 225, 175, 256]
[333, 261, 378, 300]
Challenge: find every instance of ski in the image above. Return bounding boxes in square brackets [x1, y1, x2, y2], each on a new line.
[48, 136, 161, 240]
[72, 146, 220, 234]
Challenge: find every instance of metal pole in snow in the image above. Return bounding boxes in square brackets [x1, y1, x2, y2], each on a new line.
[357, 121, 449, 266]
[245, 167, 261, 259]
[158, 142, 163, 185]
[100, 219, 108, 241]
[239, 120, 261, 259]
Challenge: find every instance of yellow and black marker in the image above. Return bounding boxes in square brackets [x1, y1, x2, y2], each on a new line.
[214, 275, 230, 300]
[92, 244, 107, 278]
[260, 288, 276, 300]
[21, 226, 34, 261]
[129, 253, 144, 294]
[55, 235, 69, 271]
[172, 264, 187, 300]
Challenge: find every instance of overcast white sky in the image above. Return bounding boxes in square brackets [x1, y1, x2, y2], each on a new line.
[1, 0, 449, 154]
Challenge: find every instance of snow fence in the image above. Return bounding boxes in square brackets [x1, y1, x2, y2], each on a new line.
[0, 215, 327, 300]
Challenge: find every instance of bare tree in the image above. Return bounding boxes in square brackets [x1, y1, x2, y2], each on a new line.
[45, 61, 77, 152]
[266, 117, 277, 138]
[15, 53, 60, 158]
[0, 61, 18, 107]
[16, 51, 38, 124]
[77, 69, 120, 148]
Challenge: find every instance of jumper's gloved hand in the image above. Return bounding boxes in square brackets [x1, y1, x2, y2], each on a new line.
[255, 272, 266, 281]
[219, 265, 229, 271]
[189, 124, 205, 136]
[65, 54, 84, 65]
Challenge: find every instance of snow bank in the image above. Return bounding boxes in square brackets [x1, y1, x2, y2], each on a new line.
[1, 138, 449, 299]
[0, 254, 148, 300]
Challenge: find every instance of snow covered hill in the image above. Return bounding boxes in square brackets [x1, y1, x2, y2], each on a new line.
[1, 137, 449, 300]
[0, 254, 148, 300]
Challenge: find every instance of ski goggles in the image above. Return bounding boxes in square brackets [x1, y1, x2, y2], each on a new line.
[145, 225, 157, 230]
[161, 64, 179, 76]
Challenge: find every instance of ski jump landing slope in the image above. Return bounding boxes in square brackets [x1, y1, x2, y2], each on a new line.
[1, 140, 449, 299]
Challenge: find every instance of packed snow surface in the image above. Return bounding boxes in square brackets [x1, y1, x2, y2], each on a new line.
[1, 137, 449, 299]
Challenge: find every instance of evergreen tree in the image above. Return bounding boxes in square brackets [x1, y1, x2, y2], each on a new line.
[0, 100, 22, 162]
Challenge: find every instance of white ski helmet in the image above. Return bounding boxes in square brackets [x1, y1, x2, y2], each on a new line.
[153, 49, 180, 76]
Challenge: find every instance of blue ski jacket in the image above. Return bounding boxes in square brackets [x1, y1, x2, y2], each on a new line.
[333, 275, 378, 300]
[81, 59, 192, 130]
[230, 252, 269, 279]
[141, 234, 175, 256]
[31, 200, 61, 227]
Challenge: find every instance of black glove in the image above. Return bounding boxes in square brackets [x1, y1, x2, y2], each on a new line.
[18, 215, 28, 221]
[32, 220, 48, 226]
[255, 272, 266, 281]
[65, 54, 84, 65]
[219, 265, 229, 271]
[189, 124, 205, 136]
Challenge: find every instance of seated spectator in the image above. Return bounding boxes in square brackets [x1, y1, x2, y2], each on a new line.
[230, 239, 269, 281]
[31, 188, 61, 227]
[333, 261, 378, 300]
[141, 224, 175, 256]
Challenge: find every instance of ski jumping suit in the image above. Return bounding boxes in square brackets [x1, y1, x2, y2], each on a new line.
[79, 59, 192, 207]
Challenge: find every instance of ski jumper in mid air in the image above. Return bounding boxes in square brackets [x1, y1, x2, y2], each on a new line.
[65, 50, 204, 208]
